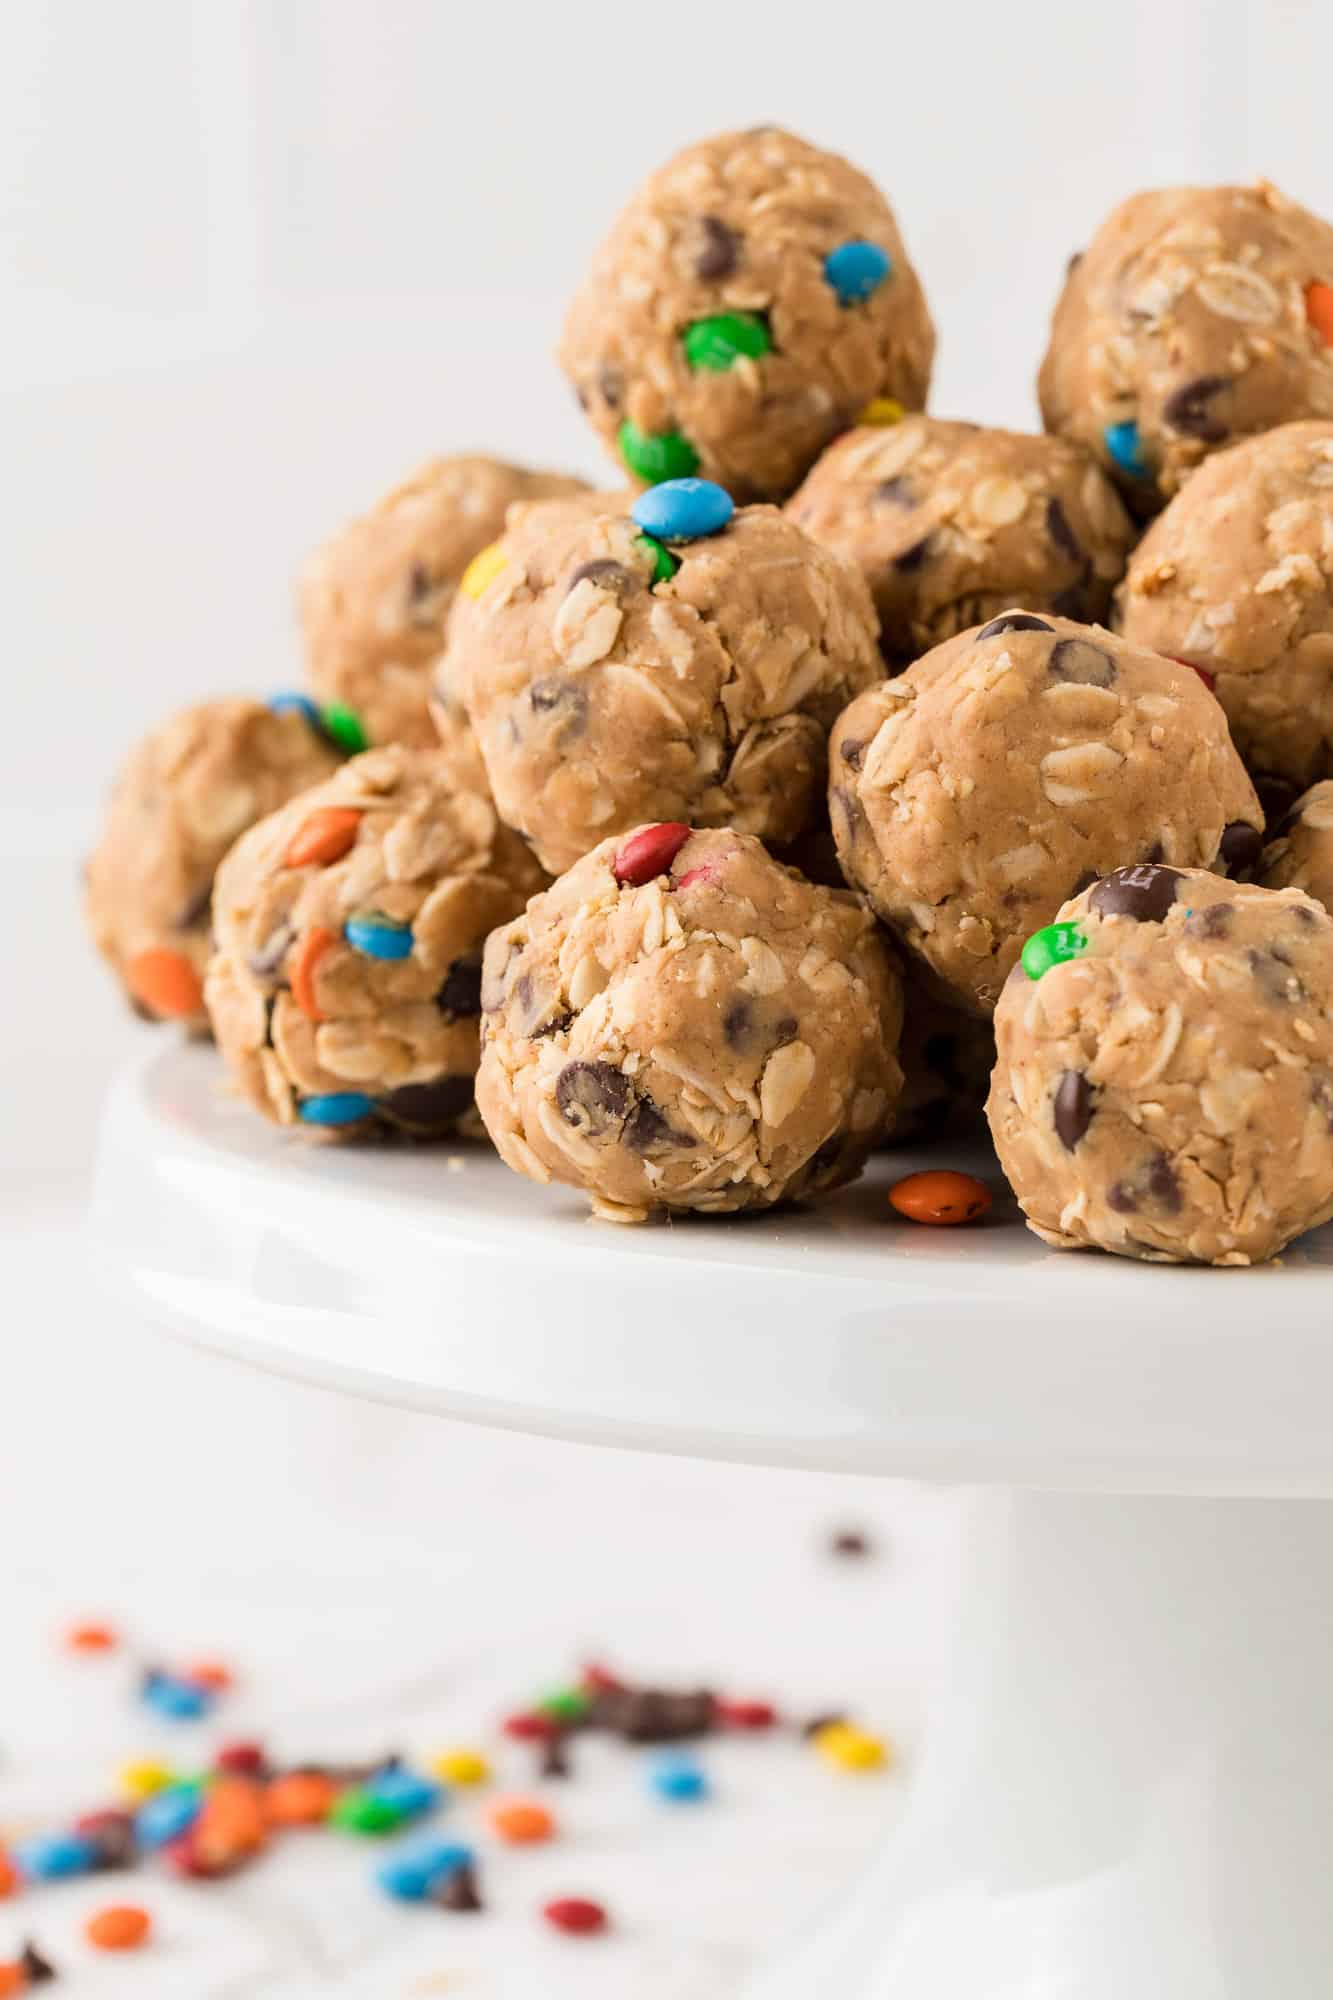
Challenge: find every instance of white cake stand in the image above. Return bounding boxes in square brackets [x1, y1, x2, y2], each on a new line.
[94, 1041, 1333, 2000]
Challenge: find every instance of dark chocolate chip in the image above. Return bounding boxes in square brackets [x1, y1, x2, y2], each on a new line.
[1163, 375, 1230, 444]
[1248, 946, 1306, 1004]
[875, 475, 916, 508]
[976, 613, 1054, 640]
[625, 1096, 691, 1152]
[893, 535, 932, 573]
[1053, 1070, 1093, 1151]
[433, 1859, 483, 1911]
[1294, 903, 1319, 927]
[1089, 864, 1183, 923]
[598, 365, 623, 409]
[534, 1009, 575, 1039]
[1072, 868, 1099, 894]
[173, 879, 214, 931]
[840, 738, 865, 771]
[19, 1944, 56, 1984]
[529, 679, 588, 730]
[1049, 583, 1092, 621]
[539, 1733, 571, 1779]
[695, 214, 741, 279]
[1195, 902, 1234, 939]
[1218, 821, 1263, 877]
[772, 1014, 799, 1046]
[1046, 495, 1082, 563]
[247, 921, 294, 980]
[723, 998, 753, 1048]
[830, 1528, 872, 1558]
[1106, 1181, 1138, 1214]
[1146, 1153, 1181, 1212]
[379, 1074, 474, 1134]
[1144, 842, 1165, 865]
[556, 1061, 629, 1137]
[1048, 637, 1116, 686]
[568, 558, 637, 596]
[589, 1685, 716, 1744]
[437, 954, 483, 1018]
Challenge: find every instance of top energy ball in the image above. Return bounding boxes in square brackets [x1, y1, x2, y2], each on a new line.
[559, 127, 935, 503]
[1039, 182, 1333, 515]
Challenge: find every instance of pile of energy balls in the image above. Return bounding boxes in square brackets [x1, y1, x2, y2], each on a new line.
[84, 128, 1333, 1266]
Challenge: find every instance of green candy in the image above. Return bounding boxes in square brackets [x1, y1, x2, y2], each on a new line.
[329, 1788, 403, 1835]
[539, 1687, 591, 1724]
[635, 532, 679, 585]
[320, 702, 369, 755]
[683, 311, 771, 372]
[618, 421, 699, 483]
[1021, 922, 1089, 982]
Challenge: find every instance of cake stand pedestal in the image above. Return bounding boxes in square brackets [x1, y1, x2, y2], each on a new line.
[93, 1043, 1333, 2000]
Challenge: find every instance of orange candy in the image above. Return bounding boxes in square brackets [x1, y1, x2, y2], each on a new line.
[126, 948, 204, 1020]
[0, 1963, 23, 1995]
[194, 1777, 267, 1869]
[283, 805, 363, 870]
[184, 1659, 233, 1691]
[1306, 280, 1333, 346]
[888, 1169, 992, 1226]
[0, 1852, 16, 1899]
[86, 1904, 152, 1951]
[65, 1620, 118, 1653]
[264, 1771, 337, 1827]
[487, 1797, 555, 1844]
[291, 927, 336, 1022]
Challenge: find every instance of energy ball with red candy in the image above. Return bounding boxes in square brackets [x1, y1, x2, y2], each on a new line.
[1117, 422, 1333, 803]
[205, 746, 546, 1140]
[558, 126, 934, 503]
[786, 417, 1134, 669]
[1259, 781, 1333, 911]
[476, 826, 904, 1222]
[299, 455, 590, 752]
[1039, 182, 1333, 516]
[85, 697, 343, 1032]
[987, 867, 1333, 1266]
[441, 488, 881, 876]
[830, 613, 1261, 1016]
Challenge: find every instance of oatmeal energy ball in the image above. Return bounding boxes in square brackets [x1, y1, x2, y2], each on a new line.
[830, 611, 1262, 1015]
[206, 746, 546, 1140]
[299, 455, 590, 751]
[559, 126, 934, 503]
[988, 865, 1333, 1265]
[85, 695, 343, 1030]
[443, 478, 882, 875]
[477, 824, 904, 1221]
[787, 416, 1134, 668]
[1040, 181, 1333, 514]
[1117, 422, 1333, 801]
[1259, 780, 1333, 910]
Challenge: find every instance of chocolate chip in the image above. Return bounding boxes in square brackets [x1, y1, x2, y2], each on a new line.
[534, 1009, 575, 1039]
[247, 920, 294, 980]
[802, 1711, 847, 1738]
[1195, 902, 1234, 939]
[539, 1733, 571, 1779]
[1147, 1152, 1181, 1213]
[1144, 842, 1165, 864]
[1048, 637, 1116, 686]
[723, 998, 753, 1047]
[589, 1685, 716, 1743]
[830, 1528, 872, 1558]
[695, 214, 741, 279]
[19, 1944, 56, 1985]
[840, 738, 865, 771]
[433, 1860, 483, 1912]
[173, 879, 214, 931]
[1218, 821, 1263, 877]
[1163, 375, 1230, 444]
[976, 613, 1054, 640]
[625, 1096, 691, 1153]
[1053, 1070, 1093, 1151]
[1049, 583, 1092, 621]
[556, 1061, 629, 1137]
[84, 1813, 137, 1870]
[1046, 495, 1082, 562]
[1089, 864, 1183, 922]
[1106, 1181, 1138, 1214]
[597, 365, 623, 409]
[1072, 868, 1099, 894]
[1248, 946, 1306, 1004]
[875, 475, 916, 508]
[380, 1074, 474, 1134]
[893, 535, 932, 573]
[808, 1135, 845, 1180]
[437, 954, 483, 1018]
[568, 558, 636, 596]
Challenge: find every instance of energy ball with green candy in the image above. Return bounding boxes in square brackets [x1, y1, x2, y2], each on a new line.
[988, 866, 1333, 1265]
[299, 454, 590, 752]
[476, 825, 904, 1223]
[1039, 181, 1333, 516]
[85, 695, 342, 1031]
[440, 483, 882, 875]
[205, 746, 546, 1142]
[559, 126, 934, 503]
[786, 416, 1134, 669]
[829, 612, 1261, 1016]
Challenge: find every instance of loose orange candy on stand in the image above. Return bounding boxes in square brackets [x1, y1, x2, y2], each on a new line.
[487, 1798, 555, 1845]
[86, 1904, 152, 1951]
[888, 1169, 991, 1226]
[65, 1620, 119, 1654]
[264, 1771, 337, 1827]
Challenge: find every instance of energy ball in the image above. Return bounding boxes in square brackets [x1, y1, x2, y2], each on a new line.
[988, 865, 1333, 1265]
[1258, 781, 1333, 910]
[830, 612, 1262, 1015]
[299, 455, 590, 751]
[786, 417, 1134, 669]
[85, 696, 342, 1031]
[1117, 421, 1333, 803]
[205, 746, 546, 1141]
[558, 126, 934, 504]
[883, 965, 994, 1146]
[1039, 182, 1333, 515]
[476, 824, 904, 1222]
[441, 482, 882, 875]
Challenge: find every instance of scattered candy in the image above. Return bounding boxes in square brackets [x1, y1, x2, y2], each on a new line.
[631, 477, 733, 543]
[126, 948, 203, 1021]
[0, 1966, 22, 1997]
[319, 701, 368, 755]
[345, 913, 415, 962]
[543, 1895, 607, 1936]
[811, 1720, 890, 1772]
[297, 1091, 375, 1128]
[364, 1768, 443, 1820]
[0, 1854, 16, 1899]
[282, 804, 363, 870]
[537, 1688, 590, 1726]
[649, 1755, 709, 1803]
[378, 1841, 473, 1903]
[15, 1831, 96, 1881]
[716, 1699, 776, 1730]
[118, 1760, 175, 1803]
[65, 1620, 118, 1654]
[1021, 920, 1089, 981]
[85, 1904, 152, 1952]
[1104, 418, 1148, 480]
[75, 1810, 137, 1871]
[487, 1798, 555, 1845]
[682, 311, 771, 371]
[135, 1784, 202, 1850]
[613, 822, 692, 887]
[18, 1942, 55, 1984]
[216, 1739, 266, 1776]
[618, 421, 699, 484]
[268, 692, 322, 728]
[579, 1663, 623, 1695]
[502, 1710, 554, 1742]
[857, 396, 904, 426]
[263, 1771, 336, 1827]
[141, 1669, 213, 1721]
[635, 531, 679, 584]
[825, 240, 892, 304]
[459, 542, 508, 600]
[329, 1787, 406, 1836]
[539, 1734, 571, 1780]
[1306, 280, 1333, 346]
[434, 1858, 484, 1912]
[192, 1777, 268, 1870]
[887, 1169, 991, 1226]
[185, 1659, 234, 1692]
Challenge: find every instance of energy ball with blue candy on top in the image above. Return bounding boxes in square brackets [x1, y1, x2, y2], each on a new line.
[440, 482, 882, 875]
[1039, 182, 1333, 517]
[84, 696, 344, 1033]
[204, 745, 546, 1142]
[987, 867, 1333, 1265]
[829, 612, 1261, 1016]
[559, 127, 934, 503]
[476, 826, 904, 1223]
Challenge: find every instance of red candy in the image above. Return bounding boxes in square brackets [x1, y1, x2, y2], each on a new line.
[543, 1895, 608, 1936]
[612, 822, 691, 886]
[579, 1662, 623, 1695]
[216, 1740, 266, 1775]
[1167, 653, 1216, 694]
[718, 1698, 777, 1730]
[503, 1711, 555, 1741]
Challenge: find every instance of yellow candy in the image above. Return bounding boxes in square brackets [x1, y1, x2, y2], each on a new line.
[118, 1758, 176, 1801]
[812, 1721, 890, 1772]
[431, 1747, 491, 1787]
[857, 397, 904, 428]
[460, 542, 508, 600]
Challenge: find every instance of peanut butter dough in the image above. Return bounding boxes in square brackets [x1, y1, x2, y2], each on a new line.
[1259, 780, 1333, 911]
[476, 825, 903, 1221]
[988, 865, 1333, 1265]
[787, 418, 1134, 669]
[559, 127, 934, 503]
[205, 746, 546, 1140]
[830, 612, 1261, 1015]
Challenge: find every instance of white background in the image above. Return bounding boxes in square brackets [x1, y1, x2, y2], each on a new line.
[3, 4, 1332, 1991]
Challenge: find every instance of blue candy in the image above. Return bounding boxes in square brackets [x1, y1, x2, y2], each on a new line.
[649, 1754, 709, 1802]
[377, 1840, 473, 1901]
[142, 1671, 212, 1721]
[1104, 419, 1149, 480]
[344, 913, 415, 961]
[15, 1831, 97, 1881]
[631, 478, 734, 543]
[298, 1091, 375, 1127]
[269, 692, 322, 727]
[365, 1767, 443, 1819]
[135, 1784, 202, 1849]
[824, 240, 893, 304]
